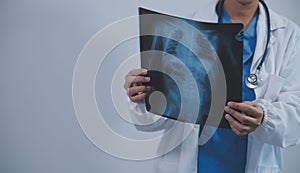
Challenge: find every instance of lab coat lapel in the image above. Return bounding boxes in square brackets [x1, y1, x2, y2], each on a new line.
[251, 2, 287, 73]
[251, 2, 269, 73]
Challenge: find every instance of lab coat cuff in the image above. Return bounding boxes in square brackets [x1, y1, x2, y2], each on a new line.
[249, 99, 271, 143]
[253, 99, 269, 128]
[128, 98, 147, 115]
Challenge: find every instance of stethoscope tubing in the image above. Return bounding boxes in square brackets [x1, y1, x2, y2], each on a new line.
[215, 0, 271, 88]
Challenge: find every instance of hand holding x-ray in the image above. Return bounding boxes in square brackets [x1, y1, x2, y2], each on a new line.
[225, 101, 264, 135]
[124, 68, 151, 103]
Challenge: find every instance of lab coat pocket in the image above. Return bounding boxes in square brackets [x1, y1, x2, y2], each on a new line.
[259, 74, 285, 101]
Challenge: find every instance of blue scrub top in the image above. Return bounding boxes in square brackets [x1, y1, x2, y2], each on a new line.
[197, 8, 257, 173]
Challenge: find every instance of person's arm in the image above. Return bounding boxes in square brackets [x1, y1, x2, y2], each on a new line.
[124, 69, 173, 131]
[225, 29, 300, 147]
[250, 35, 300, 147]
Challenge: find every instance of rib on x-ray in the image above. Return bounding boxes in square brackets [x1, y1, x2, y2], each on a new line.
[139, 7, 243, 129]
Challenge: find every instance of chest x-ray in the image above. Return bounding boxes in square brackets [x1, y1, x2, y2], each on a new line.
[139, 7, 243, 128]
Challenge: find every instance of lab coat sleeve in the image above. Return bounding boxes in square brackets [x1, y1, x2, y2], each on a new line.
[128, 99, 174, 132]
[251, 34, 300, 148]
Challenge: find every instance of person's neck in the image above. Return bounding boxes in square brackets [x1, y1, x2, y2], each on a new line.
[223, 0, 259, 31]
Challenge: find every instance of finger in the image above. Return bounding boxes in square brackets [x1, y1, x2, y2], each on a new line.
[126, 76, 150, 88]
[248, 102, 261, 108]
[128, 69, 147, 76]
[225, 114, 252, 136]
[224, 106, 261, 128]
[127, 85, 150, 97]
[231, 126, 249, 136]
[224, 106, 255, 125]
[124, 69, 149, 89]
[244, 101, 260, 107]
[227, 101, 260, 118]
[130, 92, 148, 103]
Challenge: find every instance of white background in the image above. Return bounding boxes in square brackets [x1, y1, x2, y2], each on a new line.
[0, 0, 300, 172]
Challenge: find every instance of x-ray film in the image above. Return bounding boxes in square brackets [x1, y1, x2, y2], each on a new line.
[139, 7, 243, 129]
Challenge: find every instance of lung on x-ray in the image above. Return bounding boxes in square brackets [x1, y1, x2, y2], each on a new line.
[139, 7, 243, 129]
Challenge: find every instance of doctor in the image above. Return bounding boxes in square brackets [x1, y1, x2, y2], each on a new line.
[124, 0, 300, 172]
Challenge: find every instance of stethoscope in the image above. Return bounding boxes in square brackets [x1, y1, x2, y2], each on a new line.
[216, 0, 271, 89]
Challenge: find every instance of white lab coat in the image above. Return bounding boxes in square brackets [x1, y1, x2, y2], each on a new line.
[130, 0, 300, 172]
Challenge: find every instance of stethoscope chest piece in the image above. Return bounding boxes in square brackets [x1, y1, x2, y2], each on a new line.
[246, 73, 259, 89]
